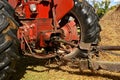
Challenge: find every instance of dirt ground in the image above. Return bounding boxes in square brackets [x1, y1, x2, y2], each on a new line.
[11, 6, 120, 80]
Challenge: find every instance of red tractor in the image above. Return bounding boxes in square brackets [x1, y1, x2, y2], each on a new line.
[2, 0, 116, 79]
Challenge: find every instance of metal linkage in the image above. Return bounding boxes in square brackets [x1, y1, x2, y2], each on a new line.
[97, 46, 120, 51]
[79, 60, 120, 72]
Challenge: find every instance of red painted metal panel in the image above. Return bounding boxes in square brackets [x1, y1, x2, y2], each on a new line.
[54, 0, 74, 21]
[37, 3, 50, 18]
[24, 5, 31, 18]
[8, 0, 18, 8]
[35, 19, 53, 47]
[18, 0, 74, 19]
[61, 21, 79, 41]
[23, 1, 50, 18]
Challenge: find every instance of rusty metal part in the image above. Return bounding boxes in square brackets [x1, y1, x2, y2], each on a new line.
[103, 51, 120, 56]
[79, 42, 92, 50]
[23, 36, 33, 54]
[97, 46, 120, 51]
[61, 21, 79, 41]
[91, 61, 120, 72]
[62, 55, 120, 72]
[78, 60, 120, 72]
[34, 48, 45, 53]
[55, 39, 78, 47]
[62, 48, 88, 61]
[52, 3, 58, 31]
[79, 60, 89, 70]
[24, 52, 57, 59]
[63, 48, 80, 59]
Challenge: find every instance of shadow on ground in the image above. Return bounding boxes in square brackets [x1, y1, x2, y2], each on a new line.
[10, 56, 120, 80]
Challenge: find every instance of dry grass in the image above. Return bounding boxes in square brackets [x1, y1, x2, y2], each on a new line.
[100, 6, 120, 46]
[99, 6, 120, 62]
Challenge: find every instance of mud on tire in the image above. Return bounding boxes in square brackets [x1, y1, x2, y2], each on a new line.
[0, 1, 20, 80]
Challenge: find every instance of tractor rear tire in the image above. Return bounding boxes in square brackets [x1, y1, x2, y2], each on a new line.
[61, 0, 101, 59]
[72, 0, 101, 45]
[0, 1, 20, 80]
